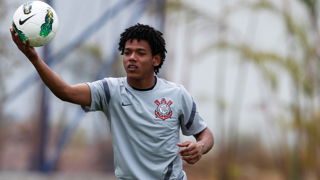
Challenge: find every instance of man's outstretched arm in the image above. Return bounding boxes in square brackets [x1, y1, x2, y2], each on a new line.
[10, 28, 91, 106]
[177, 128, 214, 164]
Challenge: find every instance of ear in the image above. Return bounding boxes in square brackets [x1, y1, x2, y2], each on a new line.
[153, 54, 161, 67]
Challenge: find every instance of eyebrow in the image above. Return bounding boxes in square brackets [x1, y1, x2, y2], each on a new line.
[124, 48, 147, 52]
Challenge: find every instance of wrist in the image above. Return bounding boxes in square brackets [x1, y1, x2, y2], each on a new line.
[24, 49, 39, 63]
[29, 55, 40, 64]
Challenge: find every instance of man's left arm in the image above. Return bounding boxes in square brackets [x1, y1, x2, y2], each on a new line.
[177, 128, 214, 164]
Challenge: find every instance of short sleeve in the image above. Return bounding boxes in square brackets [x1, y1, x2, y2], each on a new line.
[81, 78, 110, 112]
[179, 86, 207, 136]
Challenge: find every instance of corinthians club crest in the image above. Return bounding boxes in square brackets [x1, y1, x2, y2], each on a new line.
[154, 98, 173, 120]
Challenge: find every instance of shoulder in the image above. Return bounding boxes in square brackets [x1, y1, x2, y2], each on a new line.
[88, 77, 124, 94]
[158, 77, 190, 95]
[157, 77, 184, 90]
[102, 77, 125, 87]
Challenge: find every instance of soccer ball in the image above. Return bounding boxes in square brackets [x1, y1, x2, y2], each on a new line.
[12, 1, 59, 47]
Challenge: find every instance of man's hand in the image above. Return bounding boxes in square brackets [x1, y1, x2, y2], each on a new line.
[177, 141, 204, 164]
[10, 28, 38, 61]
[177, 128, 214, 165]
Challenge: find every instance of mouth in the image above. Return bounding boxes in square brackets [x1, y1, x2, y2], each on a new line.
[127, 64, 138, 71]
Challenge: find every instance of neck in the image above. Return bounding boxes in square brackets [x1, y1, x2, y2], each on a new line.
[127, 76, 156, 90]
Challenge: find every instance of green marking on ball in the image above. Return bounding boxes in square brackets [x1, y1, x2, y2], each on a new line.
[40, 9, 54, 37]
[12, 22, 28, 43]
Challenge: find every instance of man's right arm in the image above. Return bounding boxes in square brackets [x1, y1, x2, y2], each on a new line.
[10, 28, 91, 106]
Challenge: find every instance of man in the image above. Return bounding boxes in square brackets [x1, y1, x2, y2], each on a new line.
[10, 23, 213, 180]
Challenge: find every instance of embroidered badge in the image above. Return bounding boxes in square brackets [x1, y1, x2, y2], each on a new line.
[154, 98, 173, 120]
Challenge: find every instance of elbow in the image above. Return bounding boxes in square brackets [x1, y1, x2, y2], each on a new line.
[210, 133, 214, 151]
[203, 128, 214, 154]
[207, 129, 214, 152]
[58, 94, 69, 102]
[55, 86, 73, 102]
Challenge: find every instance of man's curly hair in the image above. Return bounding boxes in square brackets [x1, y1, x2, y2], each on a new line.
[118, 23, 167, 74]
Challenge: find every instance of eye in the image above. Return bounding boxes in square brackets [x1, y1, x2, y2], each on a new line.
[124, 51, 131, 56]
[138, 51, 146, 56]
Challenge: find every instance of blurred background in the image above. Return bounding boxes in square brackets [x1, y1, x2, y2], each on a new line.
[0, 0, 320, 179]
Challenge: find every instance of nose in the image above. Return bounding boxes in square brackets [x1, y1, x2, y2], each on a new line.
[129, 52, 137, 61]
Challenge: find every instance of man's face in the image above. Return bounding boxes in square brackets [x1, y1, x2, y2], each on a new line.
[123, 39, 160, 81]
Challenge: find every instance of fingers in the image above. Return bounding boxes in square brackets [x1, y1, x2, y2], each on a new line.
[10, 28, 15, 37]
[10, 28, 14, 36]
[10, 28, 18, 43]
[10, 28, 38, 61]
[180, 145, 201, 157]
[26, 39, 31, 47]
[179, 142, 194, 153]
[180, 146, 202, 164]
[10, 28, 24, 47]
[181, 154, 201, 164]
[178, 141, 203, 164]
[10, 28, 34, 49]
[177, 141, 191, 147]
[180, 146, 198, 156]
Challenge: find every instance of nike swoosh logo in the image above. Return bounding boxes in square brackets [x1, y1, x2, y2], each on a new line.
[121, 102, 132, 106]
[19, 14, 36, 25]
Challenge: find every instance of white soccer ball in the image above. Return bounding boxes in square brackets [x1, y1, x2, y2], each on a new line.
[12, 1, 59, 47]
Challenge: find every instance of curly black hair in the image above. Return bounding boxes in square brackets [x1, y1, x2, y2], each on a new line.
[118, 23, 167, 74]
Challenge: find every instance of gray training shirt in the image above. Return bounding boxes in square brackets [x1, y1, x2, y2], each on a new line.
[82, 76, 207, 180]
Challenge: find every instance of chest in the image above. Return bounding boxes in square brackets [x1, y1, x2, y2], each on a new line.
[111, 89, 182, 132]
